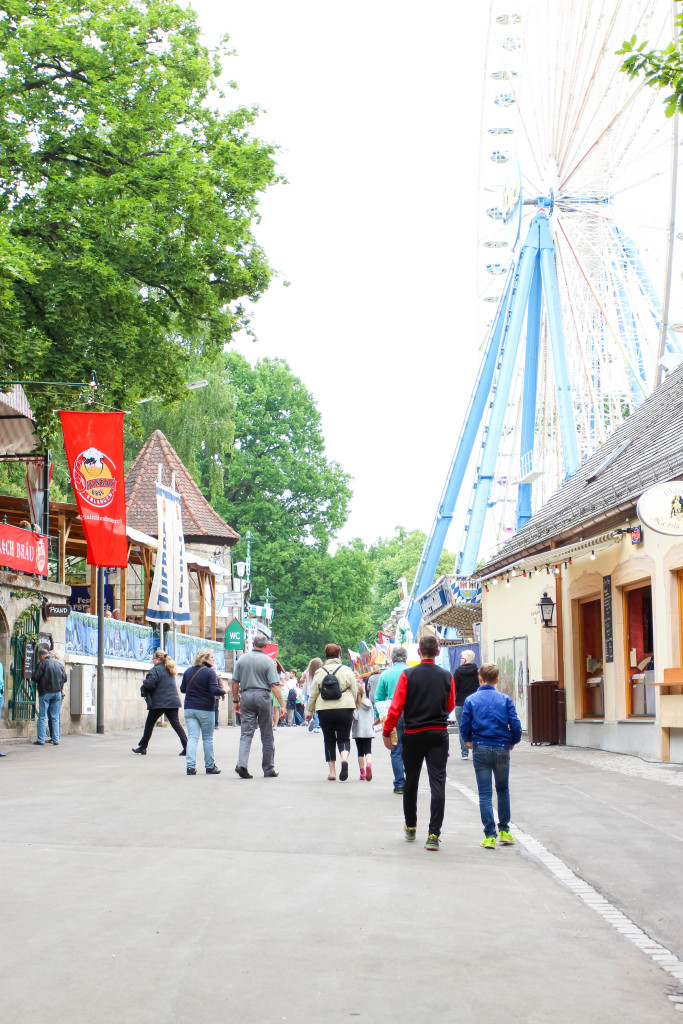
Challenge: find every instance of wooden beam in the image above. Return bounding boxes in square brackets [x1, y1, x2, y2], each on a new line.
[142, 548, 153, 618]
[89, 564, 97, 614]
[209, 574, 216, 642]
[57, 515, 67, 584]
[120, 565, 128, 622]
[198, 571, 206, 638]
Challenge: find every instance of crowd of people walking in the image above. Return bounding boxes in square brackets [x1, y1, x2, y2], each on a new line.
[125, 633, 522, 853]
[21, 631, 520, 854]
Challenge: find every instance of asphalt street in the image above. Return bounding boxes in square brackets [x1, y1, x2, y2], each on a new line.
[1, 726, 682, 1024]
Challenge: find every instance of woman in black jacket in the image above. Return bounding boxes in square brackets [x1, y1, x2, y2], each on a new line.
[454, 650, 480, 760]
[180, 648, 226, 776]
[132, 649, 187, 756]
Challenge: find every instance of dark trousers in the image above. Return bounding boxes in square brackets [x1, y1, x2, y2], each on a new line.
[402, 729, 449, 837]
[138, 707, 187, 751]
[318, 707, 354, 762]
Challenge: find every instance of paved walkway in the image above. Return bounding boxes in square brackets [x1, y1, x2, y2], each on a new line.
[2, 727, 682, 1024]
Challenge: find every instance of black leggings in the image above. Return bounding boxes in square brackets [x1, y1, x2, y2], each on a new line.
[354, 737, 372, 756]
[317, 708, 354, 762]
[138, 707, 187, 751]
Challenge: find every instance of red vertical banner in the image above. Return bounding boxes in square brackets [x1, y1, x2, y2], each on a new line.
[59, 411, 128, 567]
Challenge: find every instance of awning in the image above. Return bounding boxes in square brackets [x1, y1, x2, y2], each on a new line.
[0, 385, 40, 457]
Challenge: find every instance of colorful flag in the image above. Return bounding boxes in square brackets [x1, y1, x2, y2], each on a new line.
[59, 411, 127, 567]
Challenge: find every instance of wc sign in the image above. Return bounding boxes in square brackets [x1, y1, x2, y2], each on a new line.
[224, 617, 246, 651]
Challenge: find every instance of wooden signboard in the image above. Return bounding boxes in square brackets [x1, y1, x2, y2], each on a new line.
[603, 575, 613, 663]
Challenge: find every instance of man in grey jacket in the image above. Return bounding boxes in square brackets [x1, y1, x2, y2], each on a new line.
[232, 635, 285, 778]
[32, 646, 67, 746]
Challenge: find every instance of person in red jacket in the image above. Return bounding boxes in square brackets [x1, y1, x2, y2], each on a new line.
[383, 634, 455, 851]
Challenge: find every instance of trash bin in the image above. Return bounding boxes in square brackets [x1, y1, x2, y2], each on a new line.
[527, 679, 562, 745]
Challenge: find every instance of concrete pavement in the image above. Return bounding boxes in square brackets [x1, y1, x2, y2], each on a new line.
[1, 726, 681, 1024]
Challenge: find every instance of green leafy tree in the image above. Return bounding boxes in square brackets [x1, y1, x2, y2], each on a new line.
[128, 359, 236, 503]
[215, 352, 352, 547]
[127, 352, 360, 665]
[0, 0, 278, 437]
[620, 20, 683, 116]
[365, 527, 456, 637]
[249, 539, 373, 669]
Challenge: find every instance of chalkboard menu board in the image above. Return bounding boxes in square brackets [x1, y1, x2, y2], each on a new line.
[603, 575, 613, 663]
[23, 640, 36, 679]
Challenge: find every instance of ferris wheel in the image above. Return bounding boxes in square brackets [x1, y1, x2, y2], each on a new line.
[407, 0, 683, 635]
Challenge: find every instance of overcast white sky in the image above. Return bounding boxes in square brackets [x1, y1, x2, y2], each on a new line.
[189, 2, 488, 549]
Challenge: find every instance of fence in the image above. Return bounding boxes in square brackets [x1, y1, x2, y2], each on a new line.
[166, 632, 225, 673]
[65, 613, 156, 664]
[63, 614, 226, 673]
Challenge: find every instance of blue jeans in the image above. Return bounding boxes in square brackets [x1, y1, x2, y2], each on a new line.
[185, 709, 215, 770]
[390, 714, 405, 788]
[454, 706, 469, 757]
[37, 692, 62, 744]
[473, 746, 511, 838]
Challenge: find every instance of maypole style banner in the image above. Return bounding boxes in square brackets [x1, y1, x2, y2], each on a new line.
[146, 472, 191, 624]
[0, 522, 48, 576]
[59, 411, 127, 567]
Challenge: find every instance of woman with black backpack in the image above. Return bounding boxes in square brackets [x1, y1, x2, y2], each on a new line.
[306, 644, 358, 781]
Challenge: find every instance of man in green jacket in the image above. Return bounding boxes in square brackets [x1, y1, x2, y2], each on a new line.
[374, 646, 408, 793]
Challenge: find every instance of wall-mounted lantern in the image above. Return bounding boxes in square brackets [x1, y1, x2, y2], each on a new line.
[538, 591, 555, 628]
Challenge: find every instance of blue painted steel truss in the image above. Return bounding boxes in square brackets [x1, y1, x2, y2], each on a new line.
[406, 209, 580, 635]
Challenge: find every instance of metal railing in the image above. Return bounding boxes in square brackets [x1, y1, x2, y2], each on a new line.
[8, 606, 40, 721]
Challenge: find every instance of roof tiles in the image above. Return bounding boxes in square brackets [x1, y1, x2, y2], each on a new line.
[480, 361, 683, 572]
[125, 430, 239, 544]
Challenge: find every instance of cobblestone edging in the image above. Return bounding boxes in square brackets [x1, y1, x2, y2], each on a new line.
[449, 778, 683, 1014]
[524, 744, 683, 787]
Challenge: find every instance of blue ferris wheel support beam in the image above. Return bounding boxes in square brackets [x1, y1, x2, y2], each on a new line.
[515, 258, 542, 530]
[458, 218, 541, 576]
[537, 215, 580, 479]
[405, 271, 515, 638]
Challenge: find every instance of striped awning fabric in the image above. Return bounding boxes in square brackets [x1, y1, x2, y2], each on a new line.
[0, 385, 40, 456]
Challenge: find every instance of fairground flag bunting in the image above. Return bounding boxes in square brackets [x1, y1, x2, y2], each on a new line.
[59, 411, 127, 567]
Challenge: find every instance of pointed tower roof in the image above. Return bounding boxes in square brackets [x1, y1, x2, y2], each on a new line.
[125, 430, 239, 545]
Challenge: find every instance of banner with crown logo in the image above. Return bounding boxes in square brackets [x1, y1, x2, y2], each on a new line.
[59, 411, 127, 567]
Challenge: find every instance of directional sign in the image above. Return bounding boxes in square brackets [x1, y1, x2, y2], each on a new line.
[224, 617, 246, 651]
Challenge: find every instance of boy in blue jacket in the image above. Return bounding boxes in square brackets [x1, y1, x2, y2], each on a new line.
[460, 662, 522, 849]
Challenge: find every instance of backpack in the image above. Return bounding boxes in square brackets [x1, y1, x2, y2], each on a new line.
[320, 664, 343, 701]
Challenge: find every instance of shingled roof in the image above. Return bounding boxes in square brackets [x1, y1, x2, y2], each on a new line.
[125, 430, 239, 545]
[479, 361, 683, 574]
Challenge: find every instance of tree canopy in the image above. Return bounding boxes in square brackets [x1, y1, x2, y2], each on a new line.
[215, 353, 352, 547]
[0, 0, 279, 437]
[128, 353, 359, 667]
[364, 527, 456, 638]
[620, 18, 683, 115]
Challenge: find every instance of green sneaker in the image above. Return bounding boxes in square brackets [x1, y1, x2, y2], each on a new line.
[424, 833, 440, 852]
[404, 825, 417, 842]
[480, 836, 496, 849]
[498, 830, 515, 845]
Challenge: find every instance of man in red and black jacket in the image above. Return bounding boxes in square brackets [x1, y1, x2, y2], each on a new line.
[383, 634, 455, 851]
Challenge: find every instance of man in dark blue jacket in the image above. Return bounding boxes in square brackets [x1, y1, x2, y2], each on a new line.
[460, 662, 522, 849]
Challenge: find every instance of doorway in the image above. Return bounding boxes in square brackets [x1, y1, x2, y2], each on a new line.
[623, 581, 654, 717]
[579, 597, 604, 717]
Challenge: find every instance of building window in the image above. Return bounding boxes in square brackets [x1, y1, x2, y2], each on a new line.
[623, 582, 655, 717]
[578, 597, 604, 717]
